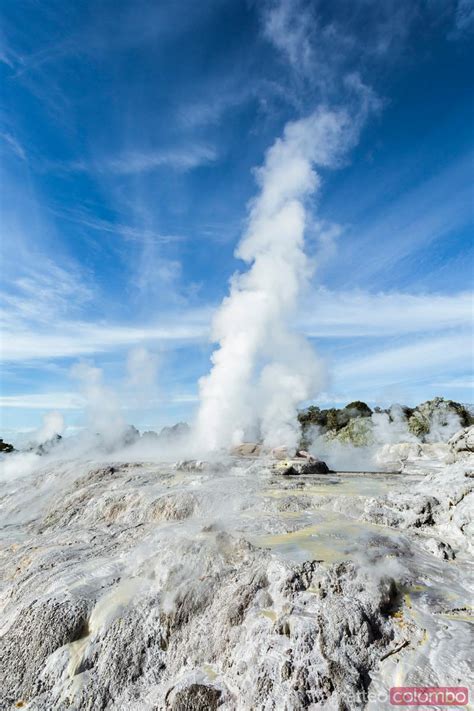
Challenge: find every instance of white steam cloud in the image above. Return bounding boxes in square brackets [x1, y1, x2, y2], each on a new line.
[71, 361, 128, 448]
[33, 410, 64, 444]
[195, 105, 370, 451]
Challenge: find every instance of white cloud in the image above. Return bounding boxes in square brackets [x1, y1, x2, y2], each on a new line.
[0, 316, 210, 362]
[101, 144, 217, 175]
[0, 49, 15, 69]
[261, 0, 419, 91]
[302, 289, 473, 401]
[300, 289, 473, 337]
[1, 271, 471, 363]
[336, 331, 472, 381]
[262, 0, 316, 77]
[0, 254, 210, 363]
[0, 132, 26, 160]
[0, 392, 85, 409]
[336, 153, 473, 285]
[54, 209, 183, 244]
[55, 144, 217, 176]
[177, 88, 250, 129]
[0, 258, 94, 326]
[0, 390, 199, 413]
[430, 376, 474, 389]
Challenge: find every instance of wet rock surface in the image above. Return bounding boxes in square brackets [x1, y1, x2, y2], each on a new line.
[278, 458, 332, 475]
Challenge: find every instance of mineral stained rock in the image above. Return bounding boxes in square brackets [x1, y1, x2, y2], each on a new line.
[406, 397, 472, 440]
[298, 396, 473, 448]
[0, 427, 473, 710]
[449, 424, 474, 457]
[364, 458, 473, 548]
[0, 536, 399, 710]
[271, 445, 291, 460]
[326, 417, 374, 447]
[230, 442, 262, 457]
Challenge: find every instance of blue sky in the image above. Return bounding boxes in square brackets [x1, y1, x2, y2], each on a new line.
[1, 0, 473, 439]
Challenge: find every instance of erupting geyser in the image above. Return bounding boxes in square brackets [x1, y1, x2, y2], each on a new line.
[195, 107, 365, 451]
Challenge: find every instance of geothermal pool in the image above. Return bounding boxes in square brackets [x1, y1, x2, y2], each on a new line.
[0, 454, 472, 709]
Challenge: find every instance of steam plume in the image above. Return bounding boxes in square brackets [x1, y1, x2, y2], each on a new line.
[33, 410, 64, 444]
[71, 361, 127, 448]
[195, 106, 366, 451]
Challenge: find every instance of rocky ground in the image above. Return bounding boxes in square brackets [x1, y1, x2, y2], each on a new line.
[298, 397, 473, 450]
[0, 426, 473, 710]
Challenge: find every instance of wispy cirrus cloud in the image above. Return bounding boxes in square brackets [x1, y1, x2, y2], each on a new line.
[0, 245, 198, 364]
[1, 259, 471, 416]
[2, 257, 471, 363]
[0, 257, 208, 361]
[0, 392, 85, 410]
[0, 314, 211, 363]
[104, 144, 218, 175]
[430, 376, 474, 389]
[322, 151, 474, 290]
[301, 289, 473, 337]
[0, 131, 26, 160]
[0, 390, 199, 412]
[51, 207, 184, 245]
[61, 144, 218, 176]
[177, 88, 251, 129]
[0, 259, 94, 327]
[322, 331, 472, 407]
[335, 331, 472, 384]
[309, 289, 473, 403]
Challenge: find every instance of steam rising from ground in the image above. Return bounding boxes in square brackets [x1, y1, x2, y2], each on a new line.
[195, 106, 369, 452]
[71, 361, 128, 449]
[308, 404, 465, 471]
[33, 410, 64, 444]
[0, 412, 65, 482]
